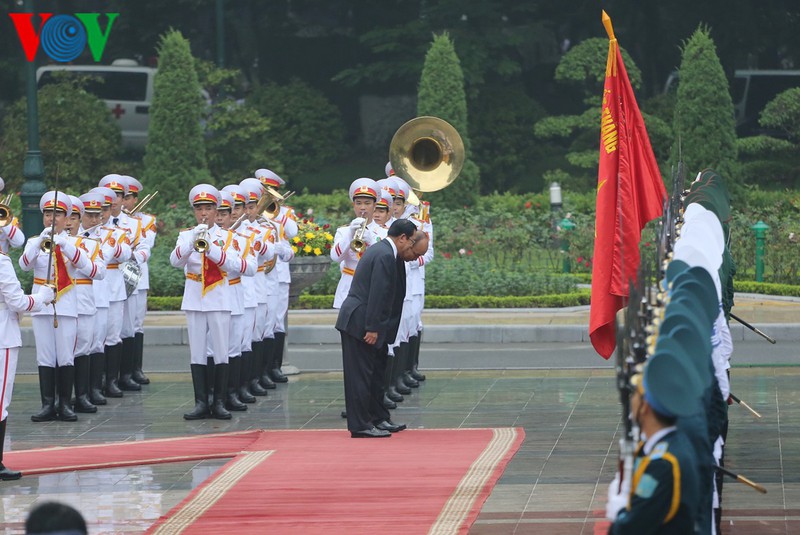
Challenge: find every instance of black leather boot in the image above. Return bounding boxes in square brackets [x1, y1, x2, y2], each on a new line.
[409, 334, 426, 381]
[394, 344, 412, 395]
[385, 353, 403, 402]
[382, 393, 397, 410]
[118, 337, 141, 391]
[56, 366, 78, 422]
[0, 419, 21, 480]
[238, 351, 257, 403]
[89, 352, 107, 405]
[31, 366, 57, 422]
[211, 363, 232, 420]
[401, 340, 420, 388]
[131, 331, 150, 384]
[226, 357, 247, 411]
[184, 364, 209, 420]
[73, 355, 97, 413]
[104, 343, 124, 398]
[259, 338, 277, 389]
[248, 342, 268, 396]
[268, 332, 289, 383]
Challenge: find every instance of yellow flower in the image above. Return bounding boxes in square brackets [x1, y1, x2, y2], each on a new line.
[293, 236, 301, 244]
[324, 232, 334, 241]
[303, 245, 312, 253]
[305, 232, 315, 240]
[291, 245, 298, 253]
[313, 247, 322, 255]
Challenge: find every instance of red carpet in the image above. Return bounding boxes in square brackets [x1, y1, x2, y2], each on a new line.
[6, 428, 524, 534]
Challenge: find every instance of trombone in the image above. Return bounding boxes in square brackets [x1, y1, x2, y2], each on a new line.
[0, 193, 14, 227]
[124, 191, 159, 216]
[261, 187, 294, 219]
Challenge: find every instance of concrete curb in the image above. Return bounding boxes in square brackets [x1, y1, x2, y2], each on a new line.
[20, 322, 800, 347]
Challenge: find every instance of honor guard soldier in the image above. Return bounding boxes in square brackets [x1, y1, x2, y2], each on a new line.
[372, 185, 394, 237]
[0, 184, 54, 479]
[96, 176, 134, 398]
[121, 176, 157, 385]
[606, 350, 702, 534]
[0, 177, 25, 253]
[214, 189, 257, 411]
[331, 178, 381, 309]
[255, 168, 297, 384]
[223, 184, 269, 404]
[20, 192, 95, 422]
[80, 191, 115, 406]
[66, 195, 106, 414]
[238, 178, 275, 395]
[170, 184, 244, 420]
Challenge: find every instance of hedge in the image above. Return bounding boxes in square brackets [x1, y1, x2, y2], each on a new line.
[732, 281, 800, 297]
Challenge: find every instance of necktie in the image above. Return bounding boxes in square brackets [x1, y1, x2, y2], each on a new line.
[83, 232, 90, 238]
[113, 217, 119, 226]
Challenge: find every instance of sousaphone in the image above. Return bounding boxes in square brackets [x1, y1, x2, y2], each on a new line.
[388, 116, 465, 201]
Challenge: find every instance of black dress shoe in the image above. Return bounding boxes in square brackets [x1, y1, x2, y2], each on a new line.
[386, 386, 404, 402]
[402, 371, 420, 388]
[375, 420, 407, 433]
[382, 394, 397, 410]
[410, 366, 426, 382]
[0, 463, 22, 481]
[350, 427, 391, 438]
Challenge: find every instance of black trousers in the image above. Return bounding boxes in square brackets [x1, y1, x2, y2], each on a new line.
[340, 331, 390, 432]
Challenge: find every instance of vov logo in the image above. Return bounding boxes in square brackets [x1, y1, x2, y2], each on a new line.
[9, 13, 119, 63]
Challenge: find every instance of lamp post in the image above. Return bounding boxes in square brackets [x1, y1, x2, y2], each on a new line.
[19, 0, 46, 238]
[549, 182, 562, 213]
[751, 220, 769, 282]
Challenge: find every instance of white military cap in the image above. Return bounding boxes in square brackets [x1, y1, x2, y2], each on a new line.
[348, 178, 379, 201]
[80, 192, 105, 213]
[222, 185, 247, 205]
[188, 184, 221, 207]
[391, 177, 410, 200]
[99, 174, 128, 195]
[376, 188, 393, 209]
[239, 178, 263, 203]
[123, 175, 143, 195]
[218, 190, 234, 211]
[39, 191, 72, 216]
[254, 168, 284, 188]
[89, 186, 116, 207]
[376, 178, 397, 198]
[68, 195, 84, 217]
[385, 161, 394, 177]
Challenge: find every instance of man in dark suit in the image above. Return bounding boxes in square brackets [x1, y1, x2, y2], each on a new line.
[336, 219, 427, 438]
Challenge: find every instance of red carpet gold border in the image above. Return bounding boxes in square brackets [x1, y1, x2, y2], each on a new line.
[150, 450, 274, 535]
[429, 427, 520, 534]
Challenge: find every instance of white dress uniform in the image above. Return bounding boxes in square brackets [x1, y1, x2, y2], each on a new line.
[0, 250, 53, 479]
[0, 176, 24, 254]
[20, 192, 94, 422]
[170, 184, 244, 420]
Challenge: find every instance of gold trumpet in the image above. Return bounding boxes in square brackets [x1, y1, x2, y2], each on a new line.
[0, 193, 14, 227]
[194, 218, 210, 252]
[350, 214, 368, 254]
[261, 187, 294, 219]
[40, 236, 53, 254]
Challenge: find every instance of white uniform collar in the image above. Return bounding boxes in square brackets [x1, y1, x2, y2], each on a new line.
[641, 426, 677, 455]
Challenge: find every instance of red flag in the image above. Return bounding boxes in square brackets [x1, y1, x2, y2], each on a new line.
[589, 11, 666, 359]
[201, 253, 225, 296]
[53, 245, 74, 299]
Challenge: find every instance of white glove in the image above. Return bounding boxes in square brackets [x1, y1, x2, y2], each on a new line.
[193, 223, 209, 239]
[204, 242, 223, 263]
[605, 473, 630, 520]
[40, 227, 53, 239]
[54, 234, 77, 258]
[37, 285, 56, 305]
[349, 217, 366, 231]
[53, 233, 68, 247]
[361, 227, 377, 245]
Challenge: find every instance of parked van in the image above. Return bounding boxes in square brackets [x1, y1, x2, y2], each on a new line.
[36, 59, 155, 150]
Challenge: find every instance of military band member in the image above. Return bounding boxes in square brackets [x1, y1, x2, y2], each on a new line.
[81, 191, 115, 406]
[122, 176, 157, 385]
[0, 231, 54, 480]
[170, 184, 244, 420]
[66, 195, 106, 414]
[256, 169, 297, 384]
[372, 187, 394, 237]
[20, 192, 94, 422]
[238, 178, 274, 394]
[331, 178, 381, 310]
[214, 190, 257, 411]
[0, 177, 25, 254]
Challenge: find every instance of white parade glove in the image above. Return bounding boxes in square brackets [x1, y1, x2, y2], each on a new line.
[204, 242, 224, 263]
[361, 227, 377, 245]
[40, 227, 53, 239]
[193, 223, 209, 239]
[54, 234, 77, 258]
[37, 285, 56, 305]
[605, 473, 630, 520]
[349, 217, 366, 230]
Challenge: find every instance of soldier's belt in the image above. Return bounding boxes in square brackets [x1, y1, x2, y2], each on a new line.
[257, 265, 266, 272]
[74, 279, 92, 285]
[33, 277, 53, 285]
[342, 267, 355, 276]
[185, 272, 228, 282]
[107, 263, 120, 270]
[229, 277, 241, 285]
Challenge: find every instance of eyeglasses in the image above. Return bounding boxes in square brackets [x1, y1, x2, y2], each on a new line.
[409, 238, 417, 246]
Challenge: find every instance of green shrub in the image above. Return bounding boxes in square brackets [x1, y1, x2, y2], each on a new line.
[147, 296, 182, 311]
[0, 74, 121, 192]
[733, 281, 800, 297]
[248, 79, 345, 177]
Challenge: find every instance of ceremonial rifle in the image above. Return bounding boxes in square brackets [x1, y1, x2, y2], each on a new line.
[715, 465, 767, 494]
[730, 313, 776, 344]
[46, 170, 60, 328]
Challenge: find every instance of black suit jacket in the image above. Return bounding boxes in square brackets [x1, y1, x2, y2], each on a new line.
[335, 239, 406, 348]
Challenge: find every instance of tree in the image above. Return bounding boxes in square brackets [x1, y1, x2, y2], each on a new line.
[670, 26, 738, 185]
[737, 88, 800, 188]
[142, 29, 209, 205]
[416, 32, 479, 207]
[0, 74, 121, 193]
[533, 38, 671, 192]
